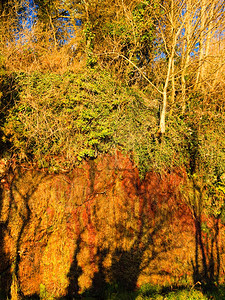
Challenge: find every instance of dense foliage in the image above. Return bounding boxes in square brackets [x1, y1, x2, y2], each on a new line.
[1, 70, 155, 172]
[0, 0, 225, 299]
[1, 69, 224, 179]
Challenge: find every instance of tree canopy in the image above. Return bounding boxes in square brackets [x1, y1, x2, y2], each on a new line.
[0, 1, 225, 298]
[0, 0, 224, 178]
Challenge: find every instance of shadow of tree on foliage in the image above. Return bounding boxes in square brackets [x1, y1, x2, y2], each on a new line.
[108, 218, 172, 292]
[0, 168, 46, 299]
[0, 74, 23, 297]
[64, 234, 83, 300]
[0, 182, 11, 298]
[64, 168, 181, 299]
[192, 200, 221, 288]
[186, 125, 222, 287]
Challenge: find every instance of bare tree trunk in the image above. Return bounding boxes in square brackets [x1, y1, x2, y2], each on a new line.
[49, 13, 57, 50]
[171, 57, 175, 104]
[160, 54, 174, 134]
[170, 0, 176, 105]
[181, 0, 192, 113]
[195, 0, 206, 89]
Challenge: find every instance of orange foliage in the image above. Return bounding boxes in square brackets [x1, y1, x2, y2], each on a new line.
[0, 153, 224, 298]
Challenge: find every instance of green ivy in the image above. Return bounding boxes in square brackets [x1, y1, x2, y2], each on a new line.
[1, 68, 225, 179]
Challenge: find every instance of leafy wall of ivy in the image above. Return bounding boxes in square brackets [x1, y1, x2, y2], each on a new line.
[0, 68, 224, 180]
